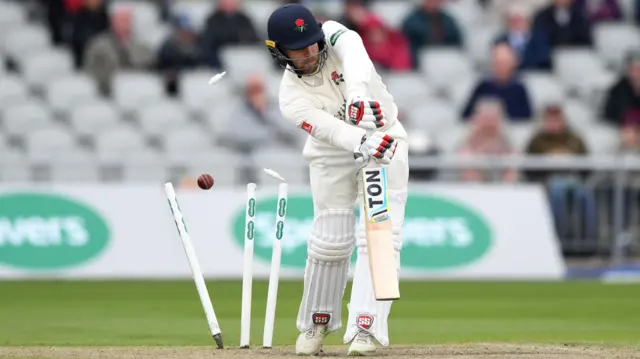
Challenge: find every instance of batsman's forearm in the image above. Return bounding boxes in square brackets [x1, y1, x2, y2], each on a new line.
[286, 103, 366, 151]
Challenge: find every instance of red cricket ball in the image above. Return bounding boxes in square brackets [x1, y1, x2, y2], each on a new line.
[197, 174, 214, 190]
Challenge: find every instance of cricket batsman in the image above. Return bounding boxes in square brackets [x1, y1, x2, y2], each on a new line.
[265, 4, 409, 356]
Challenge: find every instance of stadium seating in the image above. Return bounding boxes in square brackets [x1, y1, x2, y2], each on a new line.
[0, 0, 638, 185]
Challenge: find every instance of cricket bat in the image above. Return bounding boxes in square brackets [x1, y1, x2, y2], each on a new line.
[360, 165, 400, 301]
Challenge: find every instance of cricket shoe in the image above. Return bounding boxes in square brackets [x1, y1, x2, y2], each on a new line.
[347, 330, 377, 356]
[295, 325, 328, 355]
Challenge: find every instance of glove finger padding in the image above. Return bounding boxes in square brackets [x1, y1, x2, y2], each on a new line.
[347, 99, 386, 129]
[362, 133, 397, 165]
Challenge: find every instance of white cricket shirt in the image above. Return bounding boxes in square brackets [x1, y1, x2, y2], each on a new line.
[278, 20, 408, 159]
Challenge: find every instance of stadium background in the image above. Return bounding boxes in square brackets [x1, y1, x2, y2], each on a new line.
[1, 0, 640, 355]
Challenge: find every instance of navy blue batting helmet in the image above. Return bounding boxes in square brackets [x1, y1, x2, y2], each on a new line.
[265, 4, 328, 76]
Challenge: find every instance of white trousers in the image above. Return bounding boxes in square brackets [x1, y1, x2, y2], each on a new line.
[300, 139, 408, 347]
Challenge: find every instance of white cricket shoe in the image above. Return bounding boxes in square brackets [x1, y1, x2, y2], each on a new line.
[347, 331, 377, 356]
[295, 325, 327, 355]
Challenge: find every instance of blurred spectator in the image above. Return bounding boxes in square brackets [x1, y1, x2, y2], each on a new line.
[495, 4, 552, 70]
[525, 102, 588, 181]
[613, 120, 640, 240]
[573, 0, 622, 23]
[524, 102, 596, 240]
[487, 0, 551, 21]
[38, 0, 69, 45]
[84, 7, 155, 96]
[339, 0, 373, 33]
[462, 44, 533, 120]
[158, 15, 208, 96]
[618, 122, 640, 154]
[202, 0, 259, 70]
[70, 0, 110, 68]
[223, 73, 301, 153]
[401, 0, 463, 69]
[533, 0, 593, 48]
[603, 50, 640, 127]
[358, 15, 413, 71]
[458, 98, 518, 182]
[637, 0, 640, 24]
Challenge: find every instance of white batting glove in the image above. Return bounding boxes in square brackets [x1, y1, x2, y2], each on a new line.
[353, 132, 398, 169]
[346, 96, 386, 130]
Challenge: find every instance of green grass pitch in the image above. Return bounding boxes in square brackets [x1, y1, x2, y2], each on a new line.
[1, 280, 639, 349]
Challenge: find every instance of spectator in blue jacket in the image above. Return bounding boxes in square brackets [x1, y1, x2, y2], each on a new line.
[401, 0, 463, 70]
[462, 44, 533, 121]
[533, 0, 593, 48]
[495, 4, 552, 70]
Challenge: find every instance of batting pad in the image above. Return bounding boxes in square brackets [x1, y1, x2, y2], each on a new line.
[296, 209, 356, 333]
[344, 189, 406, 347]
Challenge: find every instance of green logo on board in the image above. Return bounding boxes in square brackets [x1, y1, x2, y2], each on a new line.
[401, 195, 492, 269]
[0, 193, 110, 270]
[231, 192, 492, 270]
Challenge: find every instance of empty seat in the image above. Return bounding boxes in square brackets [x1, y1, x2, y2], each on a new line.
[371, 1, 413, 28]
[205, 99, 241, 136]
[21, 48, 74, 89]
[575, 70, 617, 112]
[263, 71, 284, 100]
[2, 100, 53, 135]
[444, 0, 484, 30]
[383, 72, 434, 110]
[553, 49, 607, 90]
[594, 23, 640, 70]
[94, 126, 147, 161]
[0, 1, 27, 28]
[619, 0, 637, 21]
[0, 75, 29, 106]
[179, 69, 235, 115]
[465, 25, 501, 67]
[136, 23, 171, 53]
[109, 1, 160, 31]
[162, 125, 212, 153]
[318, 1, 345, 20]
[220, 46, 275, 84]
[69, 100, 122, 135]
[26, 126, 78, 158]
[563, 100, 595, 128]
[121, 149, 169, 182]
[434, 124, 468, 153]
[408, 99, 459, 135]
[137, 100, 190, 135]
[0, 149, 29, 182]
[46, 74, 100, 114]
[447, 75, 480, 111]
[170, 0, 214, 31]
[48, 151, 100, 182]
[419, 48, 475, 90]
[520, 71, 567, 112]
[0, 55, 6, 76]
[244, 0, 280, 37]
[2, 25, 51, 60]
[507, 123, 537, 151]
[582, 124, 619, 153]
[112, 72, 165, 112]
[251, 146, 308, 185]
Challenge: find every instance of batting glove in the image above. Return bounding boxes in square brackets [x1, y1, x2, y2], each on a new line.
[346, 96, 386, 130]
[353, 132, 398, 169]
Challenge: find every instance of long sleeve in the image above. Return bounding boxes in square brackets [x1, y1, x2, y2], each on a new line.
[280, 94, 366, 152]
[323, 21, 374, 100]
